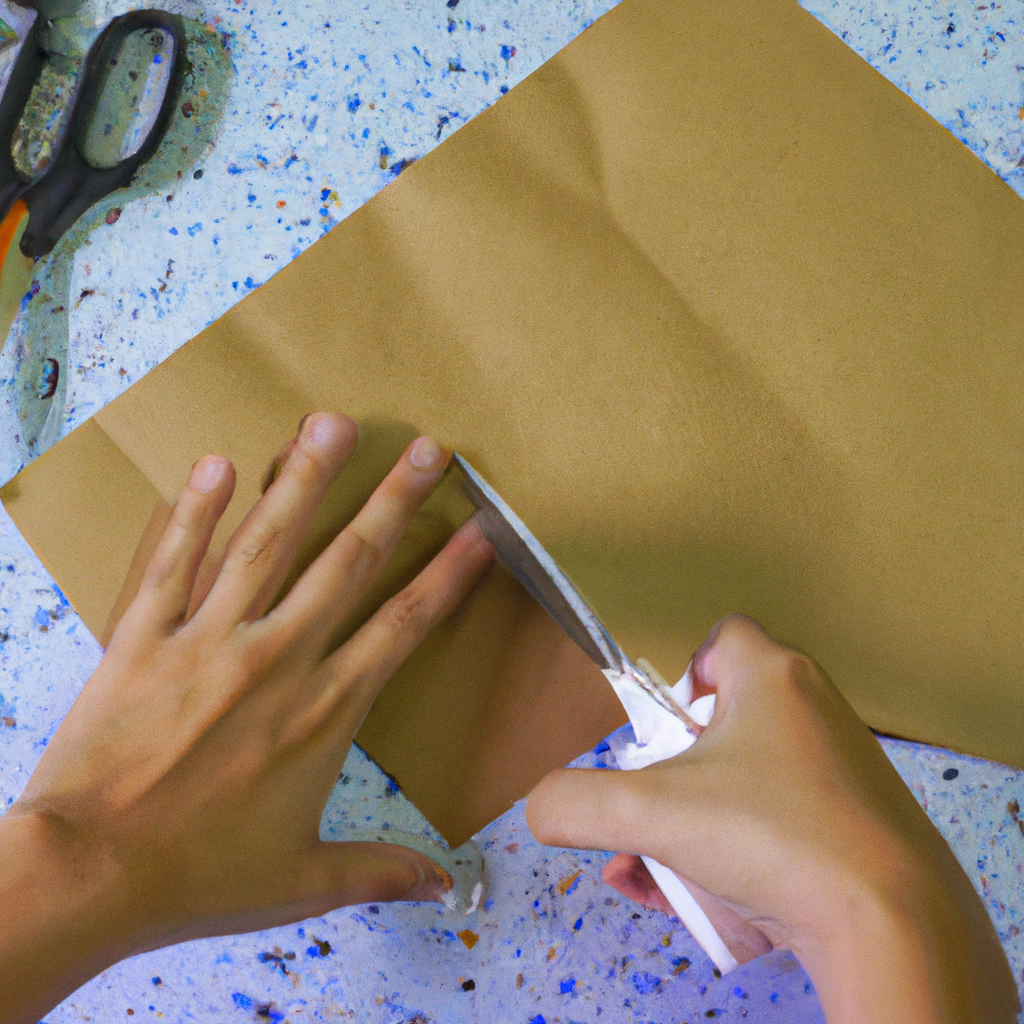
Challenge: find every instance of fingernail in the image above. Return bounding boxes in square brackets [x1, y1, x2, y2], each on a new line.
[297, 413, 311, 436]
[427, 861, 455, 902]
[302, 413, 343, 448]
[189, 457, 227, 494]
[405, 858, 454, 903]
[410, 435, 447, 471]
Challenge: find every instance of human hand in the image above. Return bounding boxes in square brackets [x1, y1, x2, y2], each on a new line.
[0, 413, 495, 1024]
[526, 614, 1018, 1023]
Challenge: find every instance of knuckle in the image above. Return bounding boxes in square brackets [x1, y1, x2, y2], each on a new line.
[718, 613, 762, 642]
[233, 627, 278, 677]
[775, 650, 819, 696]
[143, 548, 177, 589]
[698, 614, 769, 674]
[339, 528, 385, 578]
[383, 585, 431, 633]
[229, 523, 282, 569]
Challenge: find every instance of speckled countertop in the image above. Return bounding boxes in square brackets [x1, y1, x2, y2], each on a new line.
[0, 0, 1022, 1020]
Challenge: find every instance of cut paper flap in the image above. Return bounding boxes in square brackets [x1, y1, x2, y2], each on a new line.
[4, 0, 1024, 849]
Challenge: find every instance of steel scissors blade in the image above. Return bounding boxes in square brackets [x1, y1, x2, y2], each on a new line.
[451, 452, 702, 734]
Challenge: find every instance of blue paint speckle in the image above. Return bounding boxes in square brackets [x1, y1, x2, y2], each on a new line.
[347, 94, 362, 112]
[573, 917, 583, 931]
[632, 971, 661, 995]
[231, 993, 253, 1009]
[559, 978, 576, 994]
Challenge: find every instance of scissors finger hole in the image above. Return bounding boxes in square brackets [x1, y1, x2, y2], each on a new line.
[78, 25, 176, 168]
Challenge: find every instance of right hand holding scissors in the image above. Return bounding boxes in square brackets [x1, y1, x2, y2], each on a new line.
[527, 614, 1019, 1024]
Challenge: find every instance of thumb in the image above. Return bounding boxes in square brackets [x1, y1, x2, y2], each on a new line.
[529, 767, 776, 968]
[527, 765, 666, 857]
[302, 840, 454, 910]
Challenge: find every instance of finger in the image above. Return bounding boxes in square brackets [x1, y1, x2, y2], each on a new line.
[269, 434, 453, 644]
[526, 764, 662, 857]
[298, 841, 454, 912]
[282, 516, 495, 746]
[184, 547, 226, 622]
[689, 614, 780, 707]
[261, 433, 300, 495]
[667, 873, 775, 964]
[122, 457, 236, 637]
[101, 497, 172, 647]
[603, 853, 678, 916]
[196, 413, 358, 630]
[602, 855, 773, 965]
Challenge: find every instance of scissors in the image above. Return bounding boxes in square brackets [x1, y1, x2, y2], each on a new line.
[0, 2, 185, 258]
[451, 451, 704, 736]
[0, 0, 185, 455]
[451, 453, 746, 974]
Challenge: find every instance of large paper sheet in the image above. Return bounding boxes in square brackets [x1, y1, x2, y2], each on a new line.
[4, 0, 1023, 846]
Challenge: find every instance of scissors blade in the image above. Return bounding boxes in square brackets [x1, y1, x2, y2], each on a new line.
[451, 453, 705, 735]
[451, 452, 627, 673]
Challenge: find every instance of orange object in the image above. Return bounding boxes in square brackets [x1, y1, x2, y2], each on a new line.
[0, 198, 28, 275]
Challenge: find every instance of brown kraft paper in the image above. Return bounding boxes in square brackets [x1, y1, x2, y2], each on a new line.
[3, 0, 1023, 846]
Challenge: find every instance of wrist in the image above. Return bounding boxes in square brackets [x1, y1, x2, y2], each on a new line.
[795, 860, 938, 1024]
[792, 839, 1017, 1024]
[0, 806, 132, 1024]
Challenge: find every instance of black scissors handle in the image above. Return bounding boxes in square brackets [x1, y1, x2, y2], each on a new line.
[0, 9, 185, 257]
[0, 11, 44, 223]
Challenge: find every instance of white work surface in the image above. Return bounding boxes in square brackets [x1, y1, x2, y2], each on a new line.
[0, 0, 1022, 1019]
